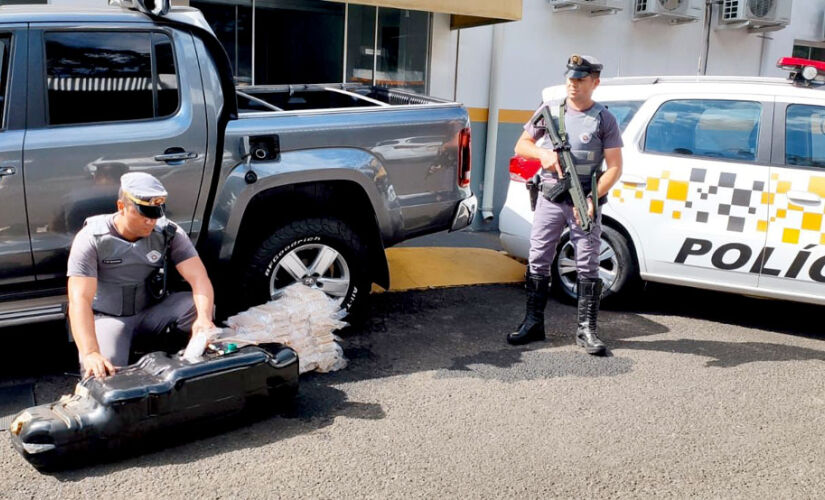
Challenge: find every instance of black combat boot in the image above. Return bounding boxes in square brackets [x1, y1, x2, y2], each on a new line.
[575, 278, 606, 355]
[507, 273, 550, 345]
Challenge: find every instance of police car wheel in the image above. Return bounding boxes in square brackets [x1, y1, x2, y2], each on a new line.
[243, 218, 370, 318]
[551, 225, 637, 304]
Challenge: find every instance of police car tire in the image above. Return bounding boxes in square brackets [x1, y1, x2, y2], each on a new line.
[551, 225, 638, 304]
[242, 218, 370, 319]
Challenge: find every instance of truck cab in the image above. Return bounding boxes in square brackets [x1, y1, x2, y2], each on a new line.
[0, 1, 476, 326]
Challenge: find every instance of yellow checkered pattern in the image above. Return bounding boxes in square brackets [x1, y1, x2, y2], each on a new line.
[611, 170, 825, 244]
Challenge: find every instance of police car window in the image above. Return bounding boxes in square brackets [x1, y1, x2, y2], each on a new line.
[604, 101, 642, 132]
[786, 105, 825, 168]
[45, 32, 179, 126]
[645, 100, 761, 162]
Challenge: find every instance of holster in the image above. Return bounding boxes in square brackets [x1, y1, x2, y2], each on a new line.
[527, 174, 541, 211]
[541, 175, 572, 204]
[147, 223, 177, 301]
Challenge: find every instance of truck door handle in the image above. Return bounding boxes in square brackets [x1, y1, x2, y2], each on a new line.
[787, 190, 822, 205]
[0, 166, 16, 177]
[154, 148, 198, 163]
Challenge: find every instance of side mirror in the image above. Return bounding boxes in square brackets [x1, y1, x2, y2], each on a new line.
[109, 0, 171, 17]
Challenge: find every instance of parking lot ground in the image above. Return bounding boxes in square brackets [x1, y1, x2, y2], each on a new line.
[2, 281, 825, 498]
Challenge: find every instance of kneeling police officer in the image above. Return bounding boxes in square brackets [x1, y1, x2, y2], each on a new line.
[508, 55, 623, 355]
[67, 173, 216, 377]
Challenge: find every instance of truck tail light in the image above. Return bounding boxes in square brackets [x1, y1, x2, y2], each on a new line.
[458, 127, 471, 188]
[509, 156, 541, 183]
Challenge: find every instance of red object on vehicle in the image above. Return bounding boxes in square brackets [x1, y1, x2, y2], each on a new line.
[776, 57, 825, 73]
[458, 127, 472, 188]
[777, 57, 825, 85]
[509, 155, 541, 183]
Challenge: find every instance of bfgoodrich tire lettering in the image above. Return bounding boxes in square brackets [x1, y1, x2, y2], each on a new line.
[242, 218, 370, 317]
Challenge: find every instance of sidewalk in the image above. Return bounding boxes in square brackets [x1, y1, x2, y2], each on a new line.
[378, 229, 525, 292]
[397, 229, 504, 251]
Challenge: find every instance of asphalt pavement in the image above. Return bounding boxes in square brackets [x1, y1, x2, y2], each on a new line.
[2, 281, 825, 498]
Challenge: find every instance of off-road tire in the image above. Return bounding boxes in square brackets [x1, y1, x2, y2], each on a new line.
[241, 218, 370, 319]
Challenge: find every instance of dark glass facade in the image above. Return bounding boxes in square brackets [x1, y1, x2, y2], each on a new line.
[792, 43, 825, 63]
[191, 0, 430, 92]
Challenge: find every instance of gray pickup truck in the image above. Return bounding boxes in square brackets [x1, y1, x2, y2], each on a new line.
[0, 1, 476, 326]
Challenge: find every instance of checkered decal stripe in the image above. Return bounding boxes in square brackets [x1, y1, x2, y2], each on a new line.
[612, 169, 825, 244]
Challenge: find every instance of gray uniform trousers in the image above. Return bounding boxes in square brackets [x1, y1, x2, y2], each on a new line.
[528, 194, 602, 279]
[90, 291, 197, 367]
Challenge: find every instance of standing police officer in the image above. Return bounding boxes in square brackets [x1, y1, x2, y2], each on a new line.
[507, 55, 623, 355]
[67, 172, 216, 377]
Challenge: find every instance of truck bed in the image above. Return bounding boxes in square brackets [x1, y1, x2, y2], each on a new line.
[236, 83, 450, 113]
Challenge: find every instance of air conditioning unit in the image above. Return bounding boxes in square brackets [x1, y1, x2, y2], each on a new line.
[547, 0, 624, 17]
[633, 0, 704, 24]
[719, 0, 792, 32]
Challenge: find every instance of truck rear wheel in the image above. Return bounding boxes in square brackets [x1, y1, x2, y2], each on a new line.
[242, 218, 370, 318]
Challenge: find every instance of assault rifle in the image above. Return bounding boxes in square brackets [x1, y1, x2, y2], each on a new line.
[533, 103, 597, 233]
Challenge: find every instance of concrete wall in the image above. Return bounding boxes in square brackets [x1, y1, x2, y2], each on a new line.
[761, 0, 825, 76]
[426, 0, 825, 230]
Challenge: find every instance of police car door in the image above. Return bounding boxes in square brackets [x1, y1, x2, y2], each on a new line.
[611, 94, 772, 291]
[758, 98, 825, 302]
[22, 26, 208, 282]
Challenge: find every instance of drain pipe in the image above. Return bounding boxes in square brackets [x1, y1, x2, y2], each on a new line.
[480, 23, 504, 222]
[697, 0, 713, 75]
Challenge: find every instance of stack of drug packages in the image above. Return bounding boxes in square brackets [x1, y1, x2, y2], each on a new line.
[223, 284, 349, 374]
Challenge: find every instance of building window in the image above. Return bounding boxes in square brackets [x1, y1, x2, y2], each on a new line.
[375, 8, 429, 93]
[792, 41, 825, 62]
[253, 0, 345, 85]
[194, 0, 430, 92]
[345, 4, 376, 87]
[191, 0, 253, 85]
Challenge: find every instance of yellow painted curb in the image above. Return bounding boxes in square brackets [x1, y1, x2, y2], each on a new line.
[373, 247, 526, 293]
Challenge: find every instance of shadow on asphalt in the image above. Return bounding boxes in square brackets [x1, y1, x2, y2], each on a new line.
[620, 281, 824, 340]
[3, 281, 825, 474]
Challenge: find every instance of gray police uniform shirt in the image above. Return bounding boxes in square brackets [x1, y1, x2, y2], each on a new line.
[524, 98, 624, 198]
[67, 214, 198, 316]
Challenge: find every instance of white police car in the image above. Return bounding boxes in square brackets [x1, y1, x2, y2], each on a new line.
[500, 58, 825, 305]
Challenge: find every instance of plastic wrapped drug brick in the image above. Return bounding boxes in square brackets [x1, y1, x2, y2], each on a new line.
[220, 284, 348, 373]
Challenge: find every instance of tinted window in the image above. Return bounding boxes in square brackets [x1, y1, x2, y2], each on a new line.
[0, 36, 10, 128]
[153, 33, 179, 117]
[645, 99, 761, 162]
[45, 32, 179, 126]
[604, 100, 643, 132]
[786, 104, 825, 168]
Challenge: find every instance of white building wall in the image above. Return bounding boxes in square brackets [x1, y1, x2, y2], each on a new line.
[427, 0, 824, 111]
[423, 0, 825, 228]
[761, 0, 825, 76]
